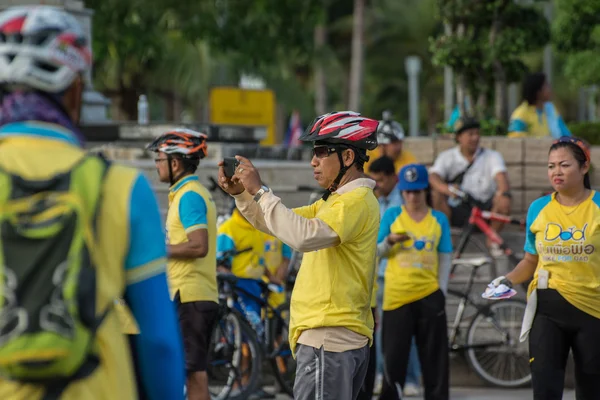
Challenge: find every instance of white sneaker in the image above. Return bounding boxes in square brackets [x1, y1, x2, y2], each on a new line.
[403, 382, 421, 397]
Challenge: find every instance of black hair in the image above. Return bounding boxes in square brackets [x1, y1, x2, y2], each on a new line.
[171, 154, 200, 174]
[523, 72, 547, 105]
[549, 141, 591, 189]
[368, 156, 396, 176]
[400, 188, 433, 208]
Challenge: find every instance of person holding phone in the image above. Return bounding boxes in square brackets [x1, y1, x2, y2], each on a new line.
[217, 111, 380, 400]
[486, 137, 600, 399]
[377, 164, 453, 400]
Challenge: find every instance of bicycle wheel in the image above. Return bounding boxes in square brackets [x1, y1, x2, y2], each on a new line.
[269, 303, 295, 396]
[206, 311, 262, 399]
[465, 299, 531, 388]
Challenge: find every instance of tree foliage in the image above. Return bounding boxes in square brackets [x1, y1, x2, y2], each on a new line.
[554, 0, 600, 87]
[429, 0, 549, 119]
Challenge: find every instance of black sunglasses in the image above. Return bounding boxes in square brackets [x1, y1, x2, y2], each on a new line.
[312, 145, 338, 159]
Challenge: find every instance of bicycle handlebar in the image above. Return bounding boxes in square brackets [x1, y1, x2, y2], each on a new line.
[449, 187, 488, 209]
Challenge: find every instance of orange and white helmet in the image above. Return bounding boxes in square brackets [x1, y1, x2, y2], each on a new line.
[147, 128, 208, 159]
[0, 6, 91, 93]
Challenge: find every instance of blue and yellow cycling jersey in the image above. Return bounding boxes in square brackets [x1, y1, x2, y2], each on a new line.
[0, 121, 178, 399]
[166, 175, 218, 303]
[508, 101, 571, 139]
[217, 209, 266, 279]
[377, 206, 453, 310]
[263, 233, 292, 276]
[525, 191, 600, 319]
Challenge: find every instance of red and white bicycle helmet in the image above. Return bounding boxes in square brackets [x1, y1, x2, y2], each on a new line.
[0, 6, 91, 93]
[300, 111, 379, 150]
[147, 128, 208, 159]
[300, 111, 379, 198]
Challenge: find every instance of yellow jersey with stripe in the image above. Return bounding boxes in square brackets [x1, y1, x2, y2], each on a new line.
[525, 191, 600, 319]
[377, 206, 453, 310]
[166, 175, 218, 303]
[508, 101, 571, 138]
[0, 122, 168, 400]
[289, 185, 379, 354]
[217, 209, 266, 280]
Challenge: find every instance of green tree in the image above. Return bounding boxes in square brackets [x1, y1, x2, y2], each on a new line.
[430, 0, 549, 122]
[553, 0, 600, 87]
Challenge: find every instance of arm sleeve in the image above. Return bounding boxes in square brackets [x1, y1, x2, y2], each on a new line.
[524, 200, 543, 255]
[490, 151, 508, 178]
[508, 118, 527, 134]
[123, 174, 185, 400]
[233, 191, 272, 234]
[377, 207, 401, 244]
[178, 191, 208, 233]
[437, 252, 452, 295]
[216, 232, 236, 265]
[434, 211, 454, 253]
[428, 152, 449, 180]
[248, 191, 340, 252]
[558, 116, 572, 137]
[281, 243, 292, 260]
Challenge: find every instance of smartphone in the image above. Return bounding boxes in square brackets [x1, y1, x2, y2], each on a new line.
[223, 157, 239, 178]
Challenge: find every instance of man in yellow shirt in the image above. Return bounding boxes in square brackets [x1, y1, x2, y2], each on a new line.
[218, 111, 380, 400]
[0, 6, 183, 400]
[148, 128, 218, 400]
[364, 111, 417, 174]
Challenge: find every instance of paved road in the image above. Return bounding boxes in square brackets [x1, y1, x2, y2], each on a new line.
[270, 387, 576, 399]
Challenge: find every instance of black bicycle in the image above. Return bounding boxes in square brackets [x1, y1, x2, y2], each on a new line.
[211, 249, 295, 398]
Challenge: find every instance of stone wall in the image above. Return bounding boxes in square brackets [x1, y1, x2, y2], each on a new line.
[403, 136, 600, 216]
[111, 136, 600, 217]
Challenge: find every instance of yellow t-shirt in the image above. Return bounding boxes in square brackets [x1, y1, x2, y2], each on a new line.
[217, 210, 266, 280]
[166, 175, 218, 303]
[289, 185, 379, 354]
[0, 124, 166, 399]
[525, 191, 600, 319]
[365, 147, 417, 174]
[378, 206, 453, 311]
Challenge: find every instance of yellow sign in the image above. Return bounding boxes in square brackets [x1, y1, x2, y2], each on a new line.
[209, 87, 276, 145]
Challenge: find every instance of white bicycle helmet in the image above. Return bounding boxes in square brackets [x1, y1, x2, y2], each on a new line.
[377, 110, 405, 144]
[0, 6, 91, 93]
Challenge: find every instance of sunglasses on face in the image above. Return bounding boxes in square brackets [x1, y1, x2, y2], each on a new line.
[312, 145, 338, 159]
[154, 158, 169, 164]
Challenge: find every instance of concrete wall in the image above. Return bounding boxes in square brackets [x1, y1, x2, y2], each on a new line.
[403, 136, 600, 216]
[112, 136, 600, 217]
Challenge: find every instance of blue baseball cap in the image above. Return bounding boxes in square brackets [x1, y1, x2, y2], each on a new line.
[397, 163, 429, 191]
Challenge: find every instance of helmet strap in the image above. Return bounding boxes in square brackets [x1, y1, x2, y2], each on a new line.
[323, 149, 352, 200]
[167, 154, 175, 186]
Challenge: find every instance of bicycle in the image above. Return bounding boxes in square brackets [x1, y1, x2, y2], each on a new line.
[449, 187, 529, 291]
[214, 249, 295, 398]
[204, 270, 263, 400]
[447, 254, 531, 388]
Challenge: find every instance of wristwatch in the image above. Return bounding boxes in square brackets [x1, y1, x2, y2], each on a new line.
[253, 185, 270, 202]
[501, 191, 512, 199]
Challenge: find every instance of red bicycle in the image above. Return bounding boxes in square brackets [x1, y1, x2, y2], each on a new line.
[449, 188, 529, 291]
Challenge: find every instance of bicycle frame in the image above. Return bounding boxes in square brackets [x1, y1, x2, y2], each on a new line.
[454, 205, 525, 260]
[226, 282, 290, 359]
[447, 286, 509, 352]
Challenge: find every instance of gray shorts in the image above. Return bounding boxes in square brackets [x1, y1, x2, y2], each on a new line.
[294, 344, 370, 400]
